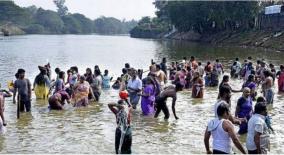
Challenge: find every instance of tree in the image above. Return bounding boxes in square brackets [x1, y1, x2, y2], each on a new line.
[53, 0, 68, 16]
[35, 8, 64, 33]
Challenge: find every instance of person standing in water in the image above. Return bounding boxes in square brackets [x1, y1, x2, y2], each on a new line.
[127, 71, 142, 109]
[108, 99, 133, 154]
[13, 69, 32, 112]
[154, 82, 183, 120]
[204, 103, 246, 154]
[261, 71, 274, 104]
[0, 85, 12, 126]
[102, 69, 113, 89]
[235, 87, 253, 134]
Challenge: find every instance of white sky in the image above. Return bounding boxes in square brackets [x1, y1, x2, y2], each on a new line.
[13, 0, 157, 20]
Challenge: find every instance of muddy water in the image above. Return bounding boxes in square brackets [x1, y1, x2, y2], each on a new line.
[0, 35, 283, 153]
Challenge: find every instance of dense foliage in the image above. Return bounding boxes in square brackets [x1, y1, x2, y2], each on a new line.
[0, 1, 136, 34]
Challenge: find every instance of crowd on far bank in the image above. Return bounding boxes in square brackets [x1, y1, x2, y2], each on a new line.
[0, 55, 283, 154]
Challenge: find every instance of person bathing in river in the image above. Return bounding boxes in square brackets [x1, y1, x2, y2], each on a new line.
[262, 71, 274, 104]
[102, 69, 113, 89]
[0, 85, 12, 126]
[242, 74, 257, 100]
[204, 103, 246, 154]
[154, 82, 183, 120]
[214, 59, 224, 76]
[108, 99, 133, 154]
[127, 71, 142, 109]
[73, 76, 95, 107]
[276, 65, 284, 92]
[155, 64, 167, 89]
[54, 71, 66, 94]
[13, 69, 32, 112]
[235, 87, 253, 134]
[33, 66, 50, 99]
[49, 90, 70, 110]
[112, 77, 122, 90]
[191, 72, 204, 98]
[218, 75, 242, 106]
[140, 77, 156, 116]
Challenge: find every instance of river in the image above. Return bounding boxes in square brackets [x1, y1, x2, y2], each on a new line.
[0, 35, 283, 153]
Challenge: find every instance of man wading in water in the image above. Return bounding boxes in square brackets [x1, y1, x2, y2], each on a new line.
[108, 99, 133, 154]
[154, 82, 183, 120]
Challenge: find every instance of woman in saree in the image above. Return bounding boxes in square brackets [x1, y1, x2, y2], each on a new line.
[140, 77, 156, 116]
[73, 76, 95, 107]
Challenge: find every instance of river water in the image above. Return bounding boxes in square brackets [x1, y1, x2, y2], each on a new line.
[0, 35, 283, 153]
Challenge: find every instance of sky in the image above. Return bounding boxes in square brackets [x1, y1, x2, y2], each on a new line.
[13, 0, 157, 21]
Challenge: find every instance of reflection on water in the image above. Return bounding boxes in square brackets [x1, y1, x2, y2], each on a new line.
[0, 35, 283, 153]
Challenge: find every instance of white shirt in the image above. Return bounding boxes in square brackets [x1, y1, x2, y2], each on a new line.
[246, 114, 270, 152]
[127, 77, 142, 92]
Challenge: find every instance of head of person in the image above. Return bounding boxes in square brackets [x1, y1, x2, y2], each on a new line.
[216, 59, 219, 63]
[256, 96, 266, 103]
[125, 63, 130, 69]
[116, 77, 122, 82]
[248, 62, 253, 67]
[162, 57, 166, 63]
[190, 56, 195, 61]
[59, 71, 65, 79]
[17, 69, 25, 79]
[55, 68, 61, 74]
[235, 58, 239, 61]
[254, 102, 267, 116]
[219, 85, 231, 101]
[269, 63, 274, 68]
[193, 71, 200, 79]
[222, 75, 230, 83]
[233, 61, 237, 66]
[280, 64, 284, 71]
[181, 68, 187, 73]
[260, 61, 265, 67]
[263, 70, 271, 78]
[183, 57, 187, 61]
[207, 61, 211, 65]
[177, 66, 181, 71]
[122, 68, 127, 74]
[244, 59, 248, 64]
[186, 66, 191, 72]
[15, 72, 19, 79]
[171, 61, 176, 66]
[117, 99, 126, 109]
[217, 103, 230, 119]
[38, 66, 46, 74]
[104, 69, 109, 76]
[79, 75, 85, 83]
[145, 77, 153, 85]
[198, 62, 202, 66]
[95, 69, 101, 76]
[156, 64, 161, 71]
[257, 60, 261, 64]
[242, 87, 251, 98]
[247, 74, 255, 82]
[67, 69, 72, 75]
[86, 68, 92, 75]
[175, 82, 183, 92]
[71, 66, 78, 73]
[248, 56, 252, 60]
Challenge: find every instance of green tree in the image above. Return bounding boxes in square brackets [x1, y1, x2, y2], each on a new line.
[35, 8, 64, 33]
[53, 0, 68, 16]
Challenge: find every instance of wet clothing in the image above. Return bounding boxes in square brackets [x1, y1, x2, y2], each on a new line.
[114, 107, 132, 154]
[34, 73, 50, 99]
[73, 81, 90, 107]
[192, 78, 204, 98]
[127, 78, 142, 108]
[246, 114, 270, 154]
[277, 71, 284, 92]
[49, 90, 70, 110]
[154, 95, 169, 119]
[237, 96, 253, 134]
[54, 79, 64, 93]
[141, 84, 155, 115]
[264, 88, 274, 104]
[14, 79, 31, 112]
[207, 119, 232, 154]
[91, 76, 102, 101]
[102, 75, 111, 89]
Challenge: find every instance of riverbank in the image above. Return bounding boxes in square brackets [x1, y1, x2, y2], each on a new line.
[164, 30, 284, 52]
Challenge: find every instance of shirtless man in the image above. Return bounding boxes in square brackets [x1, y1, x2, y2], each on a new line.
[155, 65, 167, 88]
[154, 83, 183, 120]
[262, 71, 274, 104]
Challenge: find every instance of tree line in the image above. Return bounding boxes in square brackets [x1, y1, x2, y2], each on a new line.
[0, 0, 137, 34]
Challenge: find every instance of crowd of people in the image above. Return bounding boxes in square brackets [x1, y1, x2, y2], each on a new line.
[1, 55, 283, 154]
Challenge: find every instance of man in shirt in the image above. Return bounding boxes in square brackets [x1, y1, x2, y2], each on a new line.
[13, 69, 32, 112]
[246, 102, 270, 154]
[127, 71, 142, 109]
